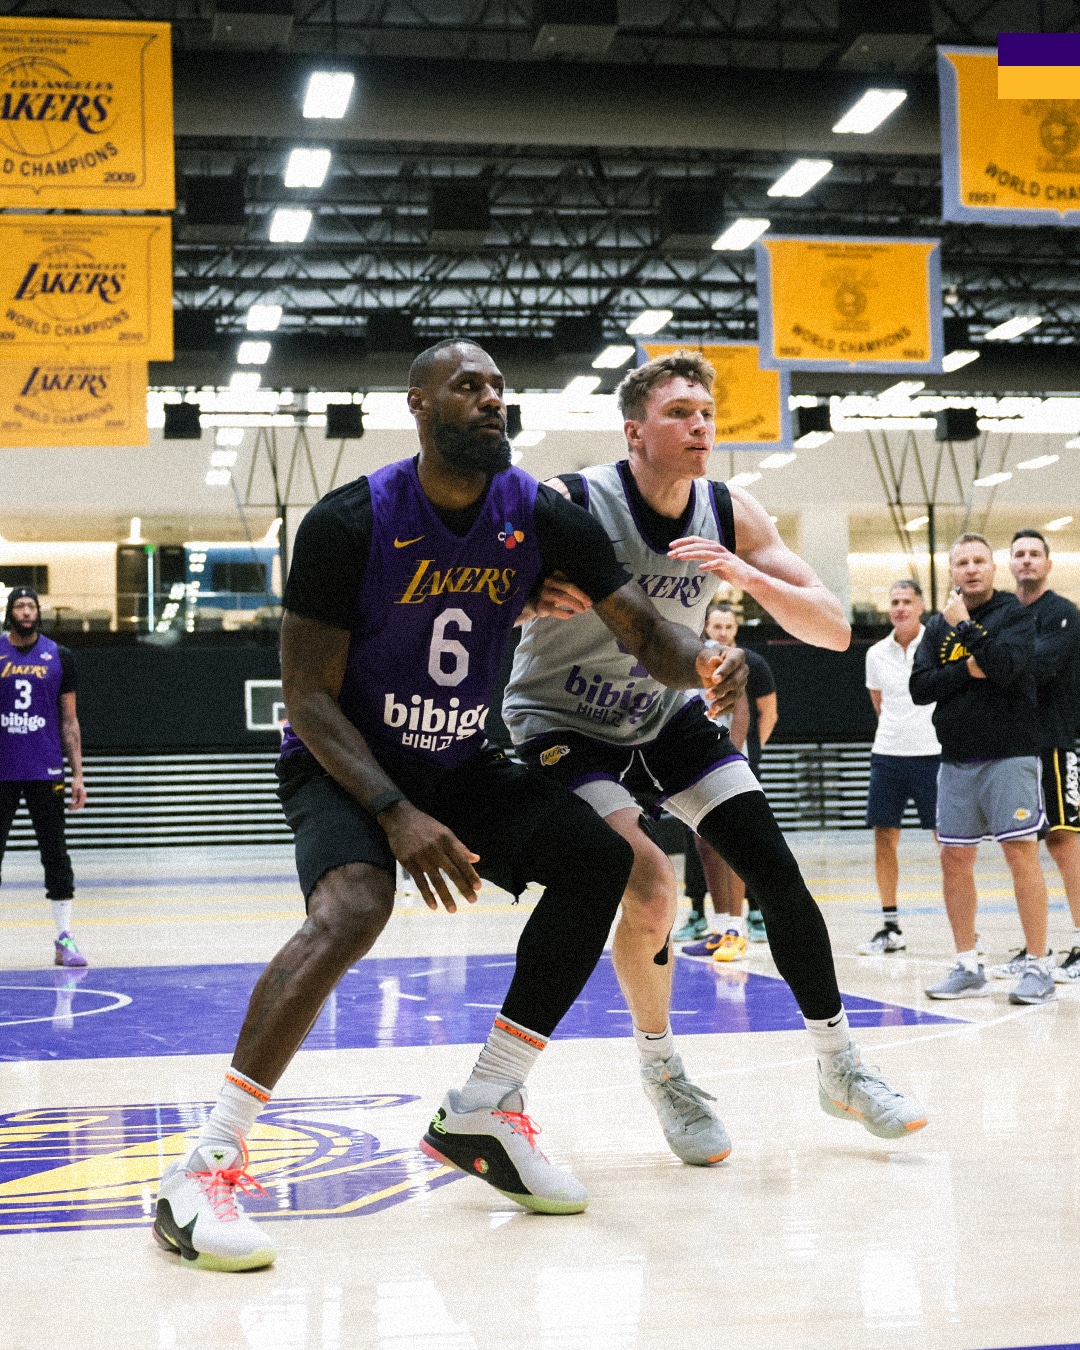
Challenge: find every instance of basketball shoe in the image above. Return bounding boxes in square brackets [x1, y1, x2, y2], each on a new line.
[640, 1052, 731, 1165]
[859, 924, 906, 955]
[747, 909, 767, 942]
[673, 912, 709, 942]
[817, 1044, 928, 1140]
[925, 963, 990, 998]
[989, 947, 1050, 979]
[1008, 956, 1056, 1005]
[1053, 946, 1080, 983]
[680, 931, 724, 957]
[421, 1088, 587, 1214]
[153, 1142, 276, 1271]
[53, 932, 87, 968]
[713, 930, 748, 962]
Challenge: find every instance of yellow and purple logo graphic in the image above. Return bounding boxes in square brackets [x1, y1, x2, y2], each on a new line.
[998, 34, 1080, 99]
[0, 1095, 459, 1235]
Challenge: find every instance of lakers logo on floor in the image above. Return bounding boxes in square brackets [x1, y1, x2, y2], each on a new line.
[0, 1094, 460, 1234]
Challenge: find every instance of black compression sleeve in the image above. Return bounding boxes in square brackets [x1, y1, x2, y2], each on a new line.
[533, 482, 631, 603]
[57, 645, 76, 696]
[283, 478, 372, 629]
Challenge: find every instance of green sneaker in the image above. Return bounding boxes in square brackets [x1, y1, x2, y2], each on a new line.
[747, 909, 767, 943]
[673, 913, 708, 942]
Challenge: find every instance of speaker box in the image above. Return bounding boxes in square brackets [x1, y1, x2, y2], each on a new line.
[429, 183, 491, 247]
[182, 175, 247, 243]
[173, 312, 218, 351]
[661, 184, 724, 249]
[367, 313, 416, 351]
[163, 403, 202, 440]
[552, 315, 603, 354]
[325, 404, 364, 439]
[795, 405, 832, 437]
[935, 407, 979, 442]
[506, 404, 522, 439]
[943, 317, 970, 351]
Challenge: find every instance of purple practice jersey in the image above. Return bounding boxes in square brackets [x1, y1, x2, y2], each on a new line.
[282, 458, 543, 770]
[0, 633, 66, 782]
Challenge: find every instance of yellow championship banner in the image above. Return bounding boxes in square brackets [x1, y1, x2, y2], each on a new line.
[0, 17, 173, 209]
[642, 341, 791, 449]
[0, 216, 172, 361]
[940, 46, 1080, 223]
[754, 235, 943, 374]
[0, 359, 147, 446]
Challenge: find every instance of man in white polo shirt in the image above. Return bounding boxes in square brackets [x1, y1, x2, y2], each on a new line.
[860, 579, 941, 954]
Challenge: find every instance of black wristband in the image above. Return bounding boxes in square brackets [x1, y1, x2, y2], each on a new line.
[371, 789, 406, 817]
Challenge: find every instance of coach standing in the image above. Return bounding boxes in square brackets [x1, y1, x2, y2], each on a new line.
[860, 579, 941, 955]
[0, 587, 87, 967]
[913, 533, 1052, 1005]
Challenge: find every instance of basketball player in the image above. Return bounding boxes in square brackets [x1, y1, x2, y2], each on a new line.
[503, 350, 927, 1169]
[0, 587, 87, 967]
[153, 339, 746, 1271]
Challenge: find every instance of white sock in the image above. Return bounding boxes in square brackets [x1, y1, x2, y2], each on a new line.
[727, 913, 747, 939]
[195, 1069, 271, 1153]
[634, 1024, 674, 1065]
[50, 900, 72, 936]
[803, 1008, 851, 1060]
[459, 1016, 547, 1109]
[956, 948, 979, 973]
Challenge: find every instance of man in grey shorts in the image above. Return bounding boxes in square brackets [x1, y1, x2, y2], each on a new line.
[912, 532, 1053, 1005]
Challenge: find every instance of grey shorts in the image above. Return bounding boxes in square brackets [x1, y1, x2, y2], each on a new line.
[936, 757, 1045, 845]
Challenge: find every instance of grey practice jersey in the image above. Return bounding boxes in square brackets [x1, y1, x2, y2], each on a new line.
[503, 462, 734, 747]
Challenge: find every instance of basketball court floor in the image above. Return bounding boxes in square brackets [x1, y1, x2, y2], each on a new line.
[1, 831, 1077, 1350]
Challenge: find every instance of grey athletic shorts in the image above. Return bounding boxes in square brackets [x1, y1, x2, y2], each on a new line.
[936, 756, 1045, 845]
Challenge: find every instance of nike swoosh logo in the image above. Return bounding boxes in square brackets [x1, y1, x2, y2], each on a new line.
[394, 535, 424, 548]
[826, 1015, 844, 1027]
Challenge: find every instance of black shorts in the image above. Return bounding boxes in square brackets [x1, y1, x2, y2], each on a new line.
[1042, 748, 1080, 833]
[865, 753, 940, 830]
[277, 744, 588, 902]
[518, 698, 760, 832]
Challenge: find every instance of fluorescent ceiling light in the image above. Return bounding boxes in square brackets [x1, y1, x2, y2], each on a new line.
[625, 309, 672, 336]
[941, 348, 980, 373]
[564, 375, 602, 397]
[269, 208, 312, 243]
[215, 427, 244, 446]
[712, 217, 770, 251]
[229, 371, 261, 394]
[127, 516, 142, 544]
[205, 469, 232, 486]
[832, 89, 908, 134]
[1067, 437, 1080, 449]
[264, 517, 283, 544]
[880, 380, 925, 398]
[972, 471, 1012, 487]
[512, 429, 546, 447]
[592, 344, 635, 369]
[237, 340, 271, 365]
[767, 159, 832, 198]
[1045, 515, 1073, 531]
[984, 315, 1041, 341]
[303, 71, 354, 119]
[1017, 454, 1059, 470]
[284, 147, 331, 189]
[728, 471, 762, 488]
[246, 304, 282, 332]
[210, 449, 238, 468]
[759, 452, 796, 469]
[904, 515, 930, 531]
[793, 430, 834, 449]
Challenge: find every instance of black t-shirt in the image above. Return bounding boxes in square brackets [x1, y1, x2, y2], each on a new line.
[1027, 589, 1080, 751]
[284, 466, 631, 630]
[744, 647, 776, 766]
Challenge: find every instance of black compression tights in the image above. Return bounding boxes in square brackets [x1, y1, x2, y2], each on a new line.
[697, 792, 842, 1021]
[499, 799, 633, 1039]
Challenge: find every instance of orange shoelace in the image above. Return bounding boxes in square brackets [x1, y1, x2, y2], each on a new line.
[191, 1143, 268, 1222]
[493, 1109, 541, 1149]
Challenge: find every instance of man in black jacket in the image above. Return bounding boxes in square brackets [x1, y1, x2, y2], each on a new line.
[911, 532, 1053, 1005]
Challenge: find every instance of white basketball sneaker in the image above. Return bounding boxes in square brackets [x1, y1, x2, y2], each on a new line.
[153, 1141, 276, 1271]
[640, 1052, 731, 1165]
[421, 1087, 588, 1214]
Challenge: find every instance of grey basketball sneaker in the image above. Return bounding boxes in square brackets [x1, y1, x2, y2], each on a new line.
[990, 948, 1030, 978]
[420, 1087, 588, 1214]
[1009, 956, 1057, 1005]
[925, 962, 991, 998]
[640, 1052, 731, 1166]
[1053, 945, 1080, 984]
[817, 1044, 928, 1139]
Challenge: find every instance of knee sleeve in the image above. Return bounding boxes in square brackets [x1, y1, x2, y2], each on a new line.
[698, 793, 841, 1021]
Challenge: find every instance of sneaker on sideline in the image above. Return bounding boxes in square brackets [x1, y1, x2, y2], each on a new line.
[712, 930, 748, 963]
[817, 1043, 928, 1139]
[747, 909, 767, 943]
[1008, 957, 1057, 1005]
[673, 913, 708, 942]
[989, 948, 1030, 979]
[640, 1052, 731, 1166]
[680, 931, 725, 957]
[421, 1087, 587, 1214]
[1053, 945, 1080, 984]
[53, 932, 87, 968]
[859, 925, 906, 955]
[925, 963, 991, 999]
[154, 1142, 276, 1271]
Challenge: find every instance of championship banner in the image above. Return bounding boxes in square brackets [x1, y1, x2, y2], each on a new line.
[0, 359, 147, 446]
[939, 46, 1080, 224]
[0, 17, 173, 209]
[0, 216, 172, 361]
[755, 236, 942, 374]
[641, 341, 791, 449]
[998, 33, 1080, 100]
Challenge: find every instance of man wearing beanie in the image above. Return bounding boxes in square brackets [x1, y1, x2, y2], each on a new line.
[0, 587, 87, 966]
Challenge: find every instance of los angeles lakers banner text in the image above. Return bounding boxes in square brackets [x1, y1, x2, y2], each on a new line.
[939, 45, 1080, 225]
[0, 359, 147, 446]
[755, 236, 943, 374]
[0, 216, 172, 361]
[642, 342, 791, 449]
[0, 17, 173, 210]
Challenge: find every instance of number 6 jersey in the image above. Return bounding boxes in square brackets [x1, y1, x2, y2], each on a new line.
[0, 632, 69, 781]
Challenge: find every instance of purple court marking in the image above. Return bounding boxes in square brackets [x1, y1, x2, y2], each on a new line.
[0, 955, 958, 1061]
[979, 1345, 1080, 1350]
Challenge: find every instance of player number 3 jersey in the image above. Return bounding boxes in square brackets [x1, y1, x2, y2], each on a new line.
[0, 632, 66, 781]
